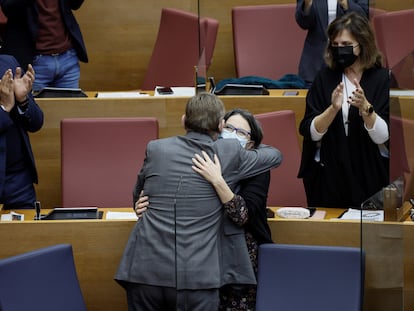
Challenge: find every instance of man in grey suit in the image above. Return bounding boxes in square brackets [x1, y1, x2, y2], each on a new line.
[115, 93, 282, 311]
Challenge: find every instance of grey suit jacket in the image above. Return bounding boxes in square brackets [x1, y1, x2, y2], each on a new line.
[115, 131, 282, 290]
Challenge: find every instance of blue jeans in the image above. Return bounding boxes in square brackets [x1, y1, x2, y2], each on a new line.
[32, 48, 80, 92]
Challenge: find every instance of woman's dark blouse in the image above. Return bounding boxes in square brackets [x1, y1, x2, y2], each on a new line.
[225, 171, 273, 246]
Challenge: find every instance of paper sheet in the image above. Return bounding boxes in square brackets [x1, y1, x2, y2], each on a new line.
[105, 211, 138, 220]
[154, 86, 195, 97]
[95, 92, 150, 98]
[1, 211, 25, 221]
[339, 208, 384, 221]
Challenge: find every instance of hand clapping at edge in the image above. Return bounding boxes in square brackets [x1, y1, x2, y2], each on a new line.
[13, 64, 35, 103]
[0, 69, 15, 112]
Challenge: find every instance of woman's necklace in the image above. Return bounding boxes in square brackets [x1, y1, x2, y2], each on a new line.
[342, 73, 351, 128]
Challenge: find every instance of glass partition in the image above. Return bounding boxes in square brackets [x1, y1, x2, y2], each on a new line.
[361, 96, 407, 310]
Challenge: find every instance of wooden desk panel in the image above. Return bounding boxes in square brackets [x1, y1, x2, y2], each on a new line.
[32, 93, 414, 209]
[1, 209, 413, 311]
[391, 96, 414, 119]
[0, 213, 135, 311]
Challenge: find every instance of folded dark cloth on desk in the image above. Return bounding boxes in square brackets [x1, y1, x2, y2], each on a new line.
[215, 74, 306, 91]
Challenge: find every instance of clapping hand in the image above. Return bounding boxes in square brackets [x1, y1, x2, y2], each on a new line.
[331, 81, 344, 112]
[0, 69, 14, 112]
[13, 64, 35, 103]
[347, 79, 368, 112]
[338, 0, 349, 10]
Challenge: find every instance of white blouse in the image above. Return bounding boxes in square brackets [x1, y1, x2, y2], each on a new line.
[328, 0, 337, 24]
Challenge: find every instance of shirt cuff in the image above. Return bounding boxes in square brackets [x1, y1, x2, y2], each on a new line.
[310, 118, 326, 141]
[364, 115, 389, 144]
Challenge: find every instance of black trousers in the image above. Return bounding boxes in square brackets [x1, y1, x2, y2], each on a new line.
[1, 168, 36, 209]
[125, 282, 219, 311]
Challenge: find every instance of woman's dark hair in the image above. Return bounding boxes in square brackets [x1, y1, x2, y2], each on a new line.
[325, 11, 383, 70]
[224, 108, 263, 148]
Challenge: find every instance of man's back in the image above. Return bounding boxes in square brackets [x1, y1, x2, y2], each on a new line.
[116, 131, 281, 290]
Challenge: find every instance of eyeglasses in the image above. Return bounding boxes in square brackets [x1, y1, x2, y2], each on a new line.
[223, 124, 251, 139]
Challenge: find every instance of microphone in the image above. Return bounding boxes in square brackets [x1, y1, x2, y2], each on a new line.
[34, 201, 41, 220]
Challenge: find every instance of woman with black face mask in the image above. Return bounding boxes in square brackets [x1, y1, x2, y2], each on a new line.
[298, 12, 389, 208]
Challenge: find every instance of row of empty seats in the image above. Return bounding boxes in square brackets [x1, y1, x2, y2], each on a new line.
[0, 243, 365, 311]
[82, 109, 414, 212]
[144, 5, 414, 90]
[60, 111, 306, 208]
[1, 5, 412, 89]
[59, 112, 414, 209]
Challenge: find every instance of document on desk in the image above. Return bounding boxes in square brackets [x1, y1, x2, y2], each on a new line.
[105, 211, 138, 220]
[95, 92, 150, 98]
[339, 208, 384, 221]
[154, 86, 195, 97]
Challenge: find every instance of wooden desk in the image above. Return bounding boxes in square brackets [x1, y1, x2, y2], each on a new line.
[1, 208, 413, 311]
[32, 90, 307, 209]
[0, 209, 134, 311]
[31, 93, 414, 209]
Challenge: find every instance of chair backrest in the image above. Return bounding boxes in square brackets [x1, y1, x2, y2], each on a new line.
[372, 8, 414, 69]
[369, 7, 387, 20]
[390, 115, 409, 184]
[140, 8, 219, 90]
[368, 7, 386, 32]
[390, 115, 414, 201]
[0, 244, 87, 311]
[256, 243, 365, 311]
[254, 110, 307, 207]
[372, 9, 414, 88]
[232, 4, 306, 80]
[61, 117, 158, 208]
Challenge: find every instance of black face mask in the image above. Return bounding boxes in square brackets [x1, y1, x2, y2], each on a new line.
[331, 45, 357, 69]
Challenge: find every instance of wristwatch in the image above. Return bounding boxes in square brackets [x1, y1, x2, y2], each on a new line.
[361, 103, 374, 116]
[365, 104, 374, 115]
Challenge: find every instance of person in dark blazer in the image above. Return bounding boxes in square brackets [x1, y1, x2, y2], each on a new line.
[0, 0, 88, 92]
[115, 93, 282, 311]
[0, 54, 43, 209]
[295, 0, 369, 87]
